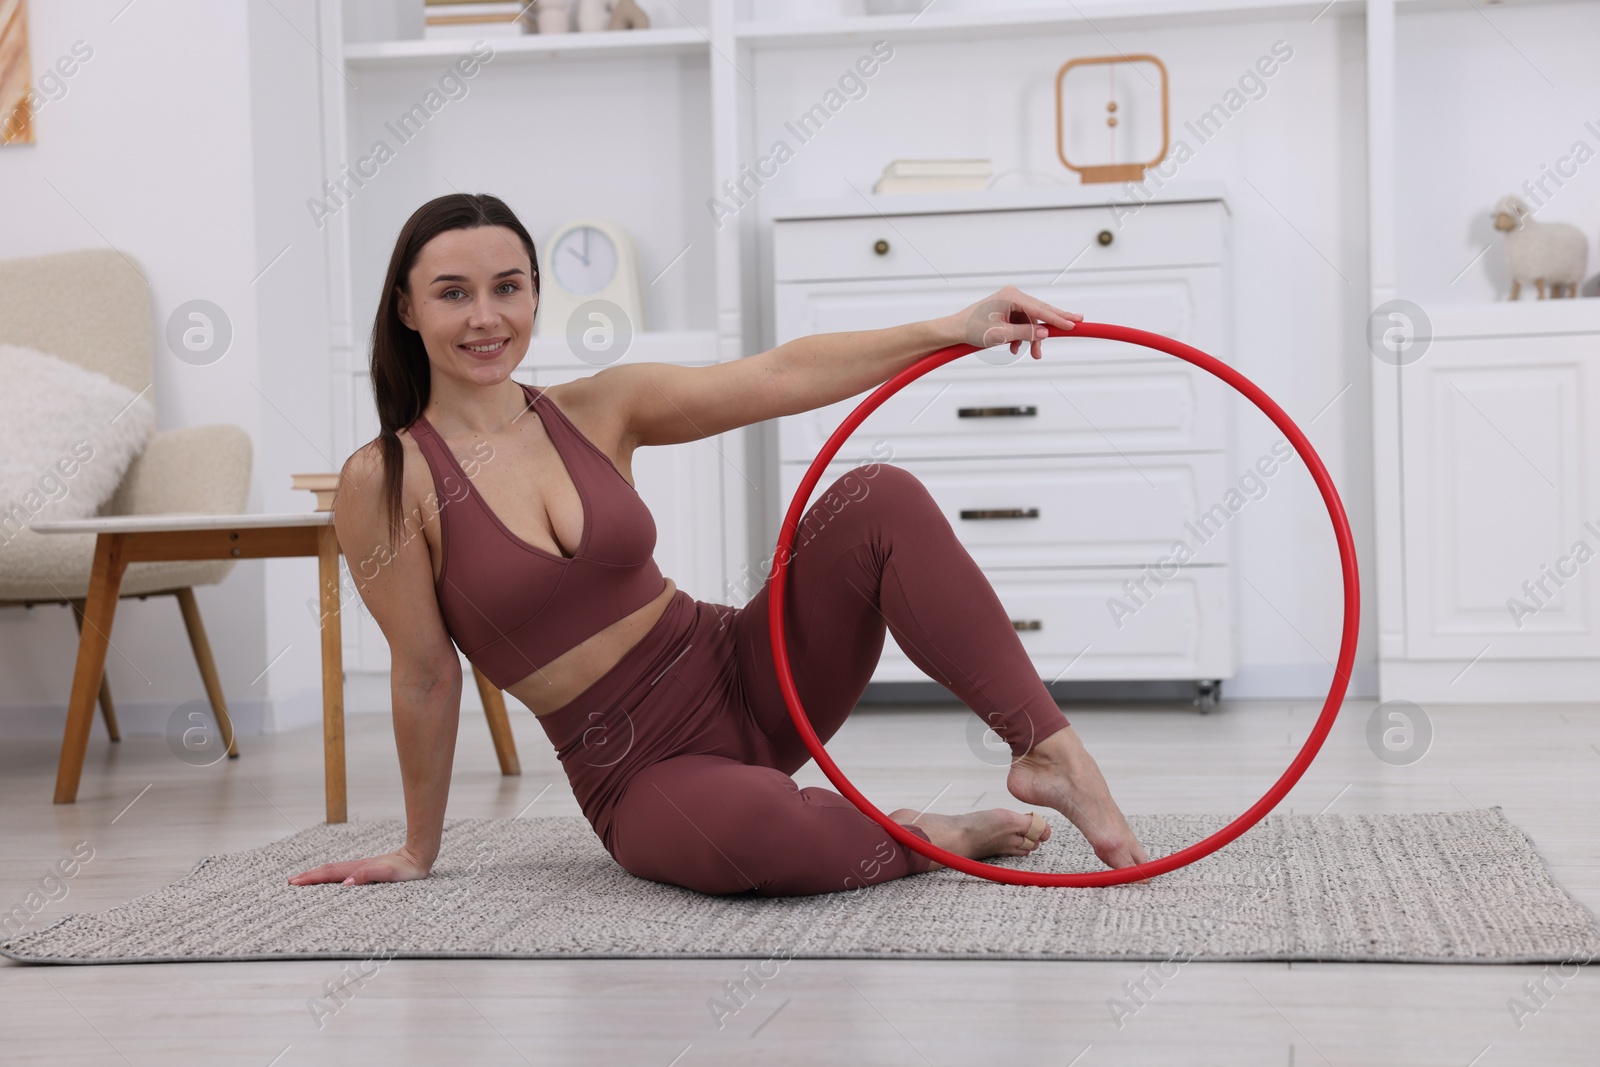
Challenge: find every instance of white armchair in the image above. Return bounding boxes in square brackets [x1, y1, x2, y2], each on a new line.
[0, 248, 251, 752]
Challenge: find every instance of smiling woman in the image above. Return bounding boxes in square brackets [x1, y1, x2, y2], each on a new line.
[289, 191, 1150, 898]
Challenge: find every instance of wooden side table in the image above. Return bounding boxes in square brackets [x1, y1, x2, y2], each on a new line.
[30, 512, 350, 823]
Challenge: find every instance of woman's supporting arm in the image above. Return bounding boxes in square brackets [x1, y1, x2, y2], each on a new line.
[288, 440, 465, 888]
[287, 667, 458, 887]
[389, 668, 461, 873]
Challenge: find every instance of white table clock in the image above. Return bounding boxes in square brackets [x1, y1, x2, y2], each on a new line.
[535, 218, 648, 352]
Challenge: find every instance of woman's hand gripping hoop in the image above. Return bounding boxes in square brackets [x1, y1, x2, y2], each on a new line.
[767, 321, 1361, 887]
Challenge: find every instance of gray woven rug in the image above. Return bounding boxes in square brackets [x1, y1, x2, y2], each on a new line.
[5, 806, 1597, 965]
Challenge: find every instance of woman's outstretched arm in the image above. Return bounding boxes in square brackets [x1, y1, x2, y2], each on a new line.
[587, 284, 1083, 450]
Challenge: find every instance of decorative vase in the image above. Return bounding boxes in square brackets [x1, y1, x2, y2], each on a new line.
[575, 0, 611, 32]
[529, 0, 570, 34]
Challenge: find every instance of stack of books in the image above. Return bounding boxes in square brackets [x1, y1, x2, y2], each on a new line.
[423, 1, 529, 39]
[291, 472, 341, 513]
[872, 159, 993, 195]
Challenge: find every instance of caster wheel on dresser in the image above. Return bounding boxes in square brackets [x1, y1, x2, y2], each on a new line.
[1194, 679, 1221, 714]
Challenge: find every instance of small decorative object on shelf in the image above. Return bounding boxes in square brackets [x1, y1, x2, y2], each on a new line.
[522, 0, 569, 34]
[608, 0, 650, 30]
[573, 0, 650, 32]
[1055, 53, 1170, 184]
[872, 159, 992, 195]
[291, 473, 340, 513]
[1492, 194, 1588, 299]
[423, 1, 527, 39]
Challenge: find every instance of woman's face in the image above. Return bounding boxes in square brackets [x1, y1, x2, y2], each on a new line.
[396, 225, 537, 380]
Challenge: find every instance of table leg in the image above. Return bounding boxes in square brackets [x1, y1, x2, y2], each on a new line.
[55, 533, 126, 804]
[318, 524, 346, 824]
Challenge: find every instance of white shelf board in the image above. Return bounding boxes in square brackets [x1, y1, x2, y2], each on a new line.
[733, 0, 1580, 48]
[343, 27, 709, 65]
[765, 180, 1231, 223]
[734, 0, 1363, 49]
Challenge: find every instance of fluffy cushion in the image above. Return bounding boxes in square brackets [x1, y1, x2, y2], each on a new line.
[0, 342, 157, 525]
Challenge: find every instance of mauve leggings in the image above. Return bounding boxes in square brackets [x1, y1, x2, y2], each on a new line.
[532, 463, 1072, 897]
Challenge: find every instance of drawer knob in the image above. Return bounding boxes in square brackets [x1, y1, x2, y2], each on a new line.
[873, 239, 890, 255]
[957, 404, 1038, 419]
[959, 507, 1040, 520]
[1011, 619, 1042, 632]
[1097, 229, 1114, 246]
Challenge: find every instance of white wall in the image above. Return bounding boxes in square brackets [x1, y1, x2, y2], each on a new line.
[0, 0, 333, 738]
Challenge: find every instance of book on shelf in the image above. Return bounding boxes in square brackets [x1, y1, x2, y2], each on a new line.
[425, 1, 525, 17]
[872, 158, 993, 194]
[291, 472, 340, 513]
[881, 159, 993, 179]
[423, 2, 528, 38]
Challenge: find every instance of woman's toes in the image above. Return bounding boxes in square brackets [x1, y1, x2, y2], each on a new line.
[1024, 811, 1051, 846]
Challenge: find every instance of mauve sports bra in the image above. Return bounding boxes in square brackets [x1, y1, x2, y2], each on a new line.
[407, 380, 667, 690]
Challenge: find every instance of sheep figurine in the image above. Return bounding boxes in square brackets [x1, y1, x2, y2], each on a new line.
[1492, 194, 1587, 299]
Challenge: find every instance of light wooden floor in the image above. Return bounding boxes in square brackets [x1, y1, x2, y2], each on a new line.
[3, 695, 1597, 1066]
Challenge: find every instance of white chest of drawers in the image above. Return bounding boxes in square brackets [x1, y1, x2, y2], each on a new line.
[765, 187, 1237, 705]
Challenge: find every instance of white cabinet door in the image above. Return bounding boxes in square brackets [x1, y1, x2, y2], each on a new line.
[1400, 333, 1600, 658]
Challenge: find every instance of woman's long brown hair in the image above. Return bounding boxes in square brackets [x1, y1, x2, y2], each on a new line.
[365, 192, 540, 552]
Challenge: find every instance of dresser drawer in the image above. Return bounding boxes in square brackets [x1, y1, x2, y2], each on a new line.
[772, 268, 1224, 368]
[772, 200, 1226, 283]
[872, 564, 1235, 683]
[779, 454, 1234, 569]
[778, 357, 1229, 460]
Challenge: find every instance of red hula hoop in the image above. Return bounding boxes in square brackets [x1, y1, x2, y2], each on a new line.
[767, 321, 1361, 887]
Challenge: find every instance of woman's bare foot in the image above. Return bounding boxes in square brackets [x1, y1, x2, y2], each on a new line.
[1006, 724, 1153, 880]
[888, 807, 1051, 873]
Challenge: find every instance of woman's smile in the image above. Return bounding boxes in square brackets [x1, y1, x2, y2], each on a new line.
[460, 336, 511, 359]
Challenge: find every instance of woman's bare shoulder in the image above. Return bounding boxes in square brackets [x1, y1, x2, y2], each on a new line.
[339, 429, 435, 524]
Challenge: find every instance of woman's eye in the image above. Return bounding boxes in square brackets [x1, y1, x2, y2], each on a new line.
[441, 283, 516, 299]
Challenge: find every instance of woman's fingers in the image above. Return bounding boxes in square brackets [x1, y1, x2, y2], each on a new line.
[288, 851, 428, 887]
[1003, 284, 1081, 331]
[964, 288, 1080, 359]
[287, 861, 352, 886]
[341, 862, 387, 886]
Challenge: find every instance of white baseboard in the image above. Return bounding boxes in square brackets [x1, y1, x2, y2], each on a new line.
[0, 698, 269, 739]
[1224, 661, 1379, 702]
[0, 658, 1392, 742]
[1380, 657, 1600, 704]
